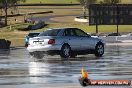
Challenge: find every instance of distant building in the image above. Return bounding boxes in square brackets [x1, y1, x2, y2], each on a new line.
[89, 4, 132, 25]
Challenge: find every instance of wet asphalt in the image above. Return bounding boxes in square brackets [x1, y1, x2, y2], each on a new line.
[0, 44, 132, 88]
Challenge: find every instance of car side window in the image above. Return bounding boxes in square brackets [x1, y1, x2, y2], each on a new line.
[64, 29, 75, 36]
[39, 29, 60, 36]
[74, 29, 88, 37]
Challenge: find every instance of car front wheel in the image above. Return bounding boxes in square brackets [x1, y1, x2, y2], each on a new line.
[60, 44, 71, 58]
[95, 42, 104, 57]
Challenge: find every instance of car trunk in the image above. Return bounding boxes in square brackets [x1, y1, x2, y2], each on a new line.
[28, 36, 57, 47]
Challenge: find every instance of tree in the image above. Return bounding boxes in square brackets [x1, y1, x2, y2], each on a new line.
[0, 0, 26, 26]
[77, 0, 97, 18]
[103, 0, 121, 4]
[0, 4, 2, 16]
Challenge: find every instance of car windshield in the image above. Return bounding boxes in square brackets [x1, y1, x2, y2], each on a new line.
[108, 33, 120, 36]
[28, 33, 40, 37]
[38, 29, 61, 36]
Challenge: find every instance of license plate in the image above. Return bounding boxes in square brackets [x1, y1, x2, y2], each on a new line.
[33, 40, 44, 45]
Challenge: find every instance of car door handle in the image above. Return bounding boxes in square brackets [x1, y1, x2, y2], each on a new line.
[69, 39, 71, 40]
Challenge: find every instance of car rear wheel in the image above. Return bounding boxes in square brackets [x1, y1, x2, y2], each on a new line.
[70, 52, 77, 58]
[60, 44, 71, 58]
[95, 42, 104, 57]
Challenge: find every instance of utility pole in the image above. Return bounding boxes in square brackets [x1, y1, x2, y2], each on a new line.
[116, 4, 119, 35]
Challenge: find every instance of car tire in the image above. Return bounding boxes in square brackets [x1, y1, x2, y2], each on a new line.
[29, 52, 34, 56]
[60, 44, 71, 58]
[70, 52, 77, 58]
[95, 42, 104, 57]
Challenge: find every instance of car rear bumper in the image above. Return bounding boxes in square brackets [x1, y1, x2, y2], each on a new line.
[29, 50, 60, 56]
[27, 44, 61, 53]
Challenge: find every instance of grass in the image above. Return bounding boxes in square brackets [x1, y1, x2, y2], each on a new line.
[44, 23, 132, 33]
[0, 31, 26, 47]
[1, 23, 132, 47]
[1, 23, 132, 33]
[1, 5, 132, 47]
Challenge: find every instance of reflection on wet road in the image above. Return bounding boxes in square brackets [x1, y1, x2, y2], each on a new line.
[0, 45, 132, 88]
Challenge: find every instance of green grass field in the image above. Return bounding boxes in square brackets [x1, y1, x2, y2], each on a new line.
[1, 23, 132, 47]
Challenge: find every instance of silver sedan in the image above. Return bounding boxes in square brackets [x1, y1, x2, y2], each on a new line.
[27, 28, 105, 58]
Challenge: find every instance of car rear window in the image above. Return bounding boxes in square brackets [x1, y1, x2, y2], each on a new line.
[28, 33, 40, 37]
[38, 29, 61, 36]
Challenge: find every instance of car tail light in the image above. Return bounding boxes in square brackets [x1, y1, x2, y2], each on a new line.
[48, 39, 55, 44]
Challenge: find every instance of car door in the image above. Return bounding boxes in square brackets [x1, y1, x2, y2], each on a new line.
[74, 29, 95, 50]
[63, 29, 82, 51]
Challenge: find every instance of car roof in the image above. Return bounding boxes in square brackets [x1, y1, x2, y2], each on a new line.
[47, 27, 79, 30]
[28, 32, 40, 34]
[28, 32, 40, 36]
